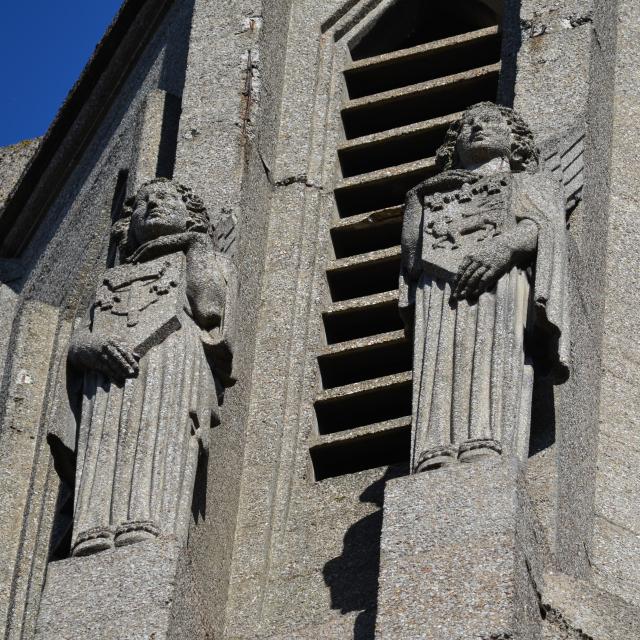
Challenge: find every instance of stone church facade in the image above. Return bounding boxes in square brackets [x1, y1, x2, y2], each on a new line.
[0, 0, 639, 638]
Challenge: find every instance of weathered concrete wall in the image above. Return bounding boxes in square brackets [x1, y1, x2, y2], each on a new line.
[508, 0, 619, 585]
[171, 0, 293, 635]
[223, 1, 394, 637]
[0, 139, 41, 399]
[0, 2, 202, 636]
[590, 0, 640, 608]
[552, 0, 619, 582]
[0, 138, 41, 209]
[1, 0, 639, 638]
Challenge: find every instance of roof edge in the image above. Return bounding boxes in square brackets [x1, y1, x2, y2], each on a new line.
[0, 0, 173, 258]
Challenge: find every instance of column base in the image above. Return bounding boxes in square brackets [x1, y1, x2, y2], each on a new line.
[36, 538, 184, 640]
[376, 457, 543, 639]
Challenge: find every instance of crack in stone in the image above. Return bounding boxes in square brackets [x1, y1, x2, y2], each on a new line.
[541, 605, 595, 640]
[520, 12, 594, 39]
[567, 13, 594, 29]
[520, 18, 548, 38]
[257, 148, 322, 189]
[273, 175, 315, 187]
[524, 560, 594, 640]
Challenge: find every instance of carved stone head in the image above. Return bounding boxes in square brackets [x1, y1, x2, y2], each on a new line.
[112, 178, 210, 260]
[130, 180, 189, 244]
[436, 102, 539, 173]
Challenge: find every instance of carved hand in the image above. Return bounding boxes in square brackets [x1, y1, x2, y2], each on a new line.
[70, 334, 140, 383]
[452, 239, 513, 301]
[452, 219, 539, 301]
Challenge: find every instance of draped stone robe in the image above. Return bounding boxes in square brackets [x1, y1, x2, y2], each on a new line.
[400, 169, 569, 472]
[70, 252, 228, 554]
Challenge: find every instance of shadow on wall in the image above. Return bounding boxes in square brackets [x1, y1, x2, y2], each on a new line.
[529, 372, 556, 457]
[191, 446, 209, 525]
[323, 464, 407, 640]
[497, 0, 523, 107]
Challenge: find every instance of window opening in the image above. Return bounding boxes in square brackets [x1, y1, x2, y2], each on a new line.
[311, 0, 505, 480]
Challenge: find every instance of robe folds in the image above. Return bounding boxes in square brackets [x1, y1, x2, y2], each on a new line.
[68, 252, 225, 554]
[73, 316, 218, 551]
[399, 169, 569, 471]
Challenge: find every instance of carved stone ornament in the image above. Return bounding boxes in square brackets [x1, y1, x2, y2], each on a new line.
[62, 178, 237, 557]
[399, 102, 571, 473]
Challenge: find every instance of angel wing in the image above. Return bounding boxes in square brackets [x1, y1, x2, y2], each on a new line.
[211, 207, 238, 257]
[205, 207, 238, 387]
[540, 123, 585, 215]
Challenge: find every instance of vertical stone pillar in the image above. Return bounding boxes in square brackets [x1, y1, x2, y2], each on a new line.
[376, 459, 542, 640]
[0, 302, 60, 631]
[590, 0, 640, 608]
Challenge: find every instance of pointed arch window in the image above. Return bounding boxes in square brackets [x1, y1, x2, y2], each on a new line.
[312, 0, 506, 480]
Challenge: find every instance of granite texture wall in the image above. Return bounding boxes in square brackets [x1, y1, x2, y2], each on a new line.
[224, 2, 401, 636]
[0, 2, 209, 636]
[0, 0, 639, 638]
[0, 137, 41, 439]
[0, 139, 41, 209]
[512, 0, 606, 580]
[590, 0, 640, 609]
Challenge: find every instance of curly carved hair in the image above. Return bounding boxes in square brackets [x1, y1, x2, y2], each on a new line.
[111, 178, 210, 260]
[435, 102, 540, 173]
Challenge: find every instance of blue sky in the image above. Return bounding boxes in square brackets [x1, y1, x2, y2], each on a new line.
[0, 0, 123, 147]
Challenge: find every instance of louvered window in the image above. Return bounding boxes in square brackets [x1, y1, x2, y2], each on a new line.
[312, 0, 504, 481]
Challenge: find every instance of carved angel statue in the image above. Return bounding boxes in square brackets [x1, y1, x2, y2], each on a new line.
[400, 102, 571, 473]
[61, 178, 237, 557]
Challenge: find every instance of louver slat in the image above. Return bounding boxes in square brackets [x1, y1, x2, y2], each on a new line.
[312, 7, 503, 479]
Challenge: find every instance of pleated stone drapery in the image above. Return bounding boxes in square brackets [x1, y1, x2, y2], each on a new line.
[73, 317, 217, 552]
[411, 269, 534, 471]
[70, 249, 221, 556]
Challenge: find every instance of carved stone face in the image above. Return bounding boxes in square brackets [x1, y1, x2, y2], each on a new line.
[455, 107, 511, 168]
[130, 182, 189, 245]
